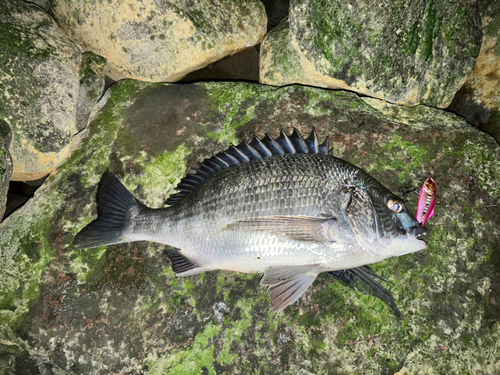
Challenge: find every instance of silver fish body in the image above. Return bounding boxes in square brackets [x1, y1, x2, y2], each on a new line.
[75, 130, 426, 312]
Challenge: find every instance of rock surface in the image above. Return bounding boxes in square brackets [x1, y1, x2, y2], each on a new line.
[75, 53, 107, 132]
[0, 121, 13, 221]
[447, 0, 500, 144]
[260, 0, 482, 108]
[0, 81, 499, 374]
[0, 0, 81, 181]
[50, 0, 267, 82]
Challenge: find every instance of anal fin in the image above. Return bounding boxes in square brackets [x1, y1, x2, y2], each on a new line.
[268, 273, 317, 313]
[166, 249, 200, 275]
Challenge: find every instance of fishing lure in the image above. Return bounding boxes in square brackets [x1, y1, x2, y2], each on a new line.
[416, 178, 436, 226]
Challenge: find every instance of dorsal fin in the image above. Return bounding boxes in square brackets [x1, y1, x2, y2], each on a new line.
[166, 129, 330, 205]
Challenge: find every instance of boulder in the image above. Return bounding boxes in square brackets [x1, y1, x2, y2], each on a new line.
[50, 0, 267, 82]
[447, 0, 500, 144]
[0, 82, 498, 374]
[0, 121, 13, 221]
[0, 0, 105, 181]
[260, 0, 482, 108]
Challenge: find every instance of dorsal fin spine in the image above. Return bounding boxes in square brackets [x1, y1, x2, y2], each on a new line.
[229, 146, 250, 163]
[276, 130, 296, 154]
[290, 128, 308, 153]
[305, 129, 319, 153]
[262, 134, 285, 155]
[166, 129, 329, 206]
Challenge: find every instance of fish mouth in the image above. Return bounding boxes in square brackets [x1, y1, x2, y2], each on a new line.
[408, 225, 427, 239]
[395, 225, 427, 255]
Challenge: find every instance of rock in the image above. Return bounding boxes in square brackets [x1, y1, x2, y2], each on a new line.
[50, 0, 267, 82]
[260, 0, 482, 108]
[0, 82, 499, 374]
[0, 121, 13, 221]
[0, 325, 68, 374]
[260, 19, 319, 87]
[76, 52, 107, 132]
[447, 0, 500, 144]
[0, 0, 83, 181]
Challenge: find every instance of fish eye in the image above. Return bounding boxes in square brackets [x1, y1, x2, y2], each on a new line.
[387, 199, 403, 213]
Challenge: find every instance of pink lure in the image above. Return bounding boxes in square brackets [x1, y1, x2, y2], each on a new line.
[416, 178, 436, 226]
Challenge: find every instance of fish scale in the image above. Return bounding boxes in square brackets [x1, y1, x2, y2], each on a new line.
[75, 129, 427, 313]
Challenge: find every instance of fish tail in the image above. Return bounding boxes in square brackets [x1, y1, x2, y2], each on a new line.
[73, 172, 146, 249]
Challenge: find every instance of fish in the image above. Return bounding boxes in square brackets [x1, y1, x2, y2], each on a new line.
[416, 177, 436, 226]
[74, 129, 427, 313]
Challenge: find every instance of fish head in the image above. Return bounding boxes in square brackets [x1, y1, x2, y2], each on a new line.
[379, 194, 428, 256]
[345, 177, 427, 259]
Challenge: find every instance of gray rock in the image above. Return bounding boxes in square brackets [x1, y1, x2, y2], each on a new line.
[447, 0, 500, 144]
[76, 52, 106, 131]
[50, 0, 267, 82]
[0, 0, 81, 181]
[0, 81, 499, 374]
[261, 0, 482, 108]
[0, 120, 13, 221]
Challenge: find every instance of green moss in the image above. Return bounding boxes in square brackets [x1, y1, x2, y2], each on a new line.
[420, 0, 437, 61]
[68, 246, 107, 284]
[0, 194, 59, 328]
[261, 20, 305, 85]
[146, 323, 221, 375]
[203, 83, 269, 147]
[126, 145, 192, 207]
[79, 52, 106, 82]
[367, 135, 432, 183]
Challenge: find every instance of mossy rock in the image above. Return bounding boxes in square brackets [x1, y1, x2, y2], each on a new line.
[0, 82, 498, 374]
[447, 0, 500, 144]
[0, 0, 83, 181]
[261, 0, 482, 108]
[75, 52, 107, 131]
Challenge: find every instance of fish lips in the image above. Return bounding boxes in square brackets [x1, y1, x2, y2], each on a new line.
[396, 225, 428, 255]
[408, 225, 427, 238]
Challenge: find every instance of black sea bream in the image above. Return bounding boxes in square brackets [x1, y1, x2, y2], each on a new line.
[74, 129, 427, 312]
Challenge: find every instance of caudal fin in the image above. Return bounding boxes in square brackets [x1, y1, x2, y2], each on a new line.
[73, 172, 146, 249]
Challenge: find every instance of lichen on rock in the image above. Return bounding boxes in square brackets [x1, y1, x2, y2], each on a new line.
[50, 0, 267, 82]
[0, 0, 102, 181]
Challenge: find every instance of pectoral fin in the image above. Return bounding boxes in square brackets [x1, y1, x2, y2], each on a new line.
[261, 264, 322, 286]
[224, 216, 338, 242]
[268, 273, 317, 312]
[261, 264, 321, 312]
[329, 266, 401, 316]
